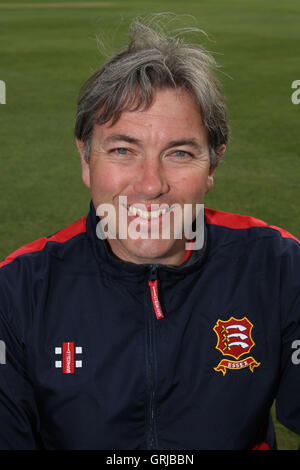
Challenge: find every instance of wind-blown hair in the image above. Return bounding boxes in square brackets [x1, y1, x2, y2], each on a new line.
[74, 15, 229, 169]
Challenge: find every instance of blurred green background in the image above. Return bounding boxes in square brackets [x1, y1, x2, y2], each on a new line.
[0, 0, 299, 449]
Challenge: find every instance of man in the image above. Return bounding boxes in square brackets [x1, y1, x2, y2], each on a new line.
[0, 17, 299, 450]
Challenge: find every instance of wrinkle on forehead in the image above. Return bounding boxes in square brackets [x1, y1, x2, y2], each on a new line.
[100, 88, 203, 127]
[93, 88, 207, 150]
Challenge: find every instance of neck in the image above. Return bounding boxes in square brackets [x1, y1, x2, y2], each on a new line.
[106, 238, 189, 267]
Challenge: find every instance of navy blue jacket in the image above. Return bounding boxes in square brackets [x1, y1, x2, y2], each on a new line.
[0, 202, 299, 450]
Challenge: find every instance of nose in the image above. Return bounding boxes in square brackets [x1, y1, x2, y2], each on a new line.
[133, 159, 170, 199]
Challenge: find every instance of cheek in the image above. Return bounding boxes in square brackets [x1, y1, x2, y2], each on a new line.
[176, 174, 209, 201]
[90, 163, 132, 201]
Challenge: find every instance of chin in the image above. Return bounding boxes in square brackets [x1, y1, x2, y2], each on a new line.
[120, 238, 180, 264]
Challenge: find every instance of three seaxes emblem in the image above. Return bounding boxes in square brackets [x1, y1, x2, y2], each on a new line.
[213, 316, 260, 375]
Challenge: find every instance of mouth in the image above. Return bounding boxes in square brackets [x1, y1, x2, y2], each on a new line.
[116, 201, 185, 240]
[127, 205, 171, 220]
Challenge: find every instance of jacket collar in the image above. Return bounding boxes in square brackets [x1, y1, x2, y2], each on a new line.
[86, 200, 208, 281]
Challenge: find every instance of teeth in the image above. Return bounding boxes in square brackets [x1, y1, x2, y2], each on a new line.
[128, 206, 168, 219]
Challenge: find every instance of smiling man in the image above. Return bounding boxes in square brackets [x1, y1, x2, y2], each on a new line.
[75, 21, 228, 268]
[77, 87, 222, 265]
[0, 17, 300, 450]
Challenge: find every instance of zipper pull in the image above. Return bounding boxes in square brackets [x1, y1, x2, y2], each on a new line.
[148, 265, 164, 320]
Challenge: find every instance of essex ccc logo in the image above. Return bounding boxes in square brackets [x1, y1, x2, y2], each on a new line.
[213, 316, 260, 375]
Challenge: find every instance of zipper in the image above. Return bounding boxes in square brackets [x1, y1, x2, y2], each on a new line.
[147, 306, 156, 449]
[148, 265, 164, 320]
[146, 264, 162, 450]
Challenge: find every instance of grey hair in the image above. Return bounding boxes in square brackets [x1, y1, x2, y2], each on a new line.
[74, 15, 228, 170]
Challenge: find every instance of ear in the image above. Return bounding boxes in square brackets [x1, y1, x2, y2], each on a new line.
[205, 174, 214, 194]
[76, 139, 91, 189]
[205, 144, 226, 194]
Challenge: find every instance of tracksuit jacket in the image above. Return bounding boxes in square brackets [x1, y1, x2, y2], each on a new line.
[0, 201, 300, 450]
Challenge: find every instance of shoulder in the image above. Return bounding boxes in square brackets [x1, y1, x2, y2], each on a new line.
[204, 207, 300, 271]
[0, 216, 87, 271]
[205, 207, 300, 247]
[0, 216, 88, 337]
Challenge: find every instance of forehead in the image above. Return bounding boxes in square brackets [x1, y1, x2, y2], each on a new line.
[93, 88, 207, 143]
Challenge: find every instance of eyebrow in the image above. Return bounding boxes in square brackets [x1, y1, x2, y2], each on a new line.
[102, 134, 142, 146]
[166, 139, 204, 153]
[102, 134, 204, 153]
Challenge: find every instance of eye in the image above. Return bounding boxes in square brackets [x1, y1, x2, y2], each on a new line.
[175, 151, 189, 157]
[113, 147, 129, 155]
[172, 150, 193, 158]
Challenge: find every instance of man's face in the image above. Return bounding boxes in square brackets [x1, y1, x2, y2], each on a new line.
[78, 88, 224, 266]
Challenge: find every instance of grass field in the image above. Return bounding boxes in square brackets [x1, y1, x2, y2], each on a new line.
[0, 0, 300, 450]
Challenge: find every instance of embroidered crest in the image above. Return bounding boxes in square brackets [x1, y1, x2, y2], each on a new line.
[213, 316, 260, 375]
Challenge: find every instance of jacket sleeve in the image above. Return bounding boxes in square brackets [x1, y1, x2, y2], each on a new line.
[0, 293, 41, 449]
[275, 237, 300, 436]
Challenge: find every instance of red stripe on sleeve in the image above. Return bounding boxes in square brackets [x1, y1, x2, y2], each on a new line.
[205, 208, 300, 243]
[0, 217, 87, 269]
